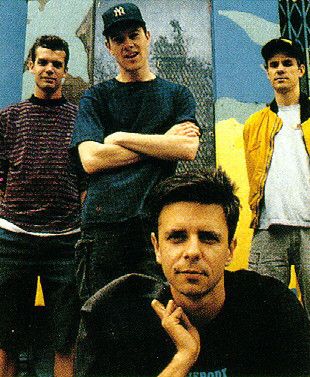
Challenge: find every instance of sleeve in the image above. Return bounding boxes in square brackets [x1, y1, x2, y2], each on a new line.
[0, 112, 8, 200]
[267, 283, 310, 376]
[70, 87, 107, 150]
[243, 115, 254, 183]
[174, 85, 197, 126]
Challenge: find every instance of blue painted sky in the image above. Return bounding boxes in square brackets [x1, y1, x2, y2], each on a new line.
[0, 0, 27, 108]
[213, 0, 280, 102]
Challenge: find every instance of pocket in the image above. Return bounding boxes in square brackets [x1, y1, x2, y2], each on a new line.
[75, 238, 94, 303]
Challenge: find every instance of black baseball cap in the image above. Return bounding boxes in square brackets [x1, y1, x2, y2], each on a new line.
[102, 3, 146, 36]
[261, 38, 304, 64]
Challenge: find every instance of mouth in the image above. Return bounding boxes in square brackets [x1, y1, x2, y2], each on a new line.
[124, 52, 139, 59]
[176, 269, 207, 276]
[42, 77, 56, 83]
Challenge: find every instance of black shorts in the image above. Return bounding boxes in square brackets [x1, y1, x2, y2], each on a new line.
[0, 231, 80, 355]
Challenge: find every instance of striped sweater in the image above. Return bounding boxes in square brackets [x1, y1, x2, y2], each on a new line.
[0, 95, 83, 233]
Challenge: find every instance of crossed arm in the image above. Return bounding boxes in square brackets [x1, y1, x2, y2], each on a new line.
[152, 299, 201, 377]
[78, 122, 200, 174]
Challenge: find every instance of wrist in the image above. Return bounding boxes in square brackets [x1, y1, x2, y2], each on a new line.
[172, 350, 198, 372]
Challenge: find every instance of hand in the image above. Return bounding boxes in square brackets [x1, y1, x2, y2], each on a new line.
[165, 122, 200, 137]
[104, 131, 127, 145]
[151, 299, 200, 363]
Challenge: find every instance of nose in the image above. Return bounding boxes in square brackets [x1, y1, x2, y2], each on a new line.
[183, 236, 201, 261]
[123, 36, 134, 49]
[276, 63, 285, 72]
[45, 62, 55, 73]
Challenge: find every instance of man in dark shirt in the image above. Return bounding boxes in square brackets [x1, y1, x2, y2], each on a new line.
[71, 2, 200, 300]
[0, 35, 83, 377]
[76, 168, 310, 377]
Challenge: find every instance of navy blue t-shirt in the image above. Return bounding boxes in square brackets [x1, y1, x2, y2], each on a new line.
[71, 77, 196, 226]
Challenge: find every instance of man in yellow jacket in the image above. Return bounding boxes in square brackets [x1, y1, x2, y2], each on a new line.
[244, 38, 310, 318]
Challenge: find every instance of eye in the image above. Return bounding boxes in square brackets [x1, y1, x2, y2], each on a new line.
[167, 231, 187, 243]
[129, 32, 139, 39]
[37, 59, 47, 66]
[283, 60, 293, 67]
[269, 62, 279, 68]
[53, 62, 63, 69]
[111, 36, 124, 44]
[199, 231, 220, 244]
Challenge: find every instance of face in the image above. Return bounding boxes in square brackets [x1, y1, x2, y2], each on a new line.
[266, 53, 305, 94]
[106, 26, 150, 75]
[151, 202, 235, 301]
[28, 47, 67, 99]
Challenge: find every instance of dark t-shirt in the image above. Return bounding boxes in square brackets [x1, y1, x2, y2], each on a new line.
[76, 270, 310, 377]
[71, 77, 196, 226]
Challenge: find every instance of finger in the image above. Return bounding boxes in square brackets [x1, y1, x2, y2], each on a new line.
[179, 309, 194, 330]
[183, 130, 200, 137]
[151, 299, 166, 319]
[165, 299, 178, 316]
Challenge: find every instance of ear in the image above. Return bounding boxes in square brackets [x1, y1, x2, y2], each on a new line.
[298, 64, 305, 78]
[265, 65, 272, 81]
[105, 39, 113, 56]
[28, 59, 34, 73]
[151, 232, 162, 265]
[225, 238, 236, 266]
[145, 30, 151, 46]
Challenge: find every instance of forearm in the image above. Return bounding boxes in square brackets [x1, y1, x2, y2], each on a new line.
[107, 132, 199, 161]
[158, 352, 196, 377]
[78, 141, 142, 174]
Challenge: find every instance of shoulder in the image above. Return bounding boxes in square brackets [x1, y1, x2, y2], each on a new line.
[244, 106, 270, 124]
[0, 100, 31, 115]
[244, 106, 276, 135]
[225, 270, 309, 325]
[154, 77, 192, 95]
[225, 269, 301, 307]
[0, 101, 33, 126]
[62, 100, 78, 116]
[82, 79, 115, 97]
[82, 273, 166, 316]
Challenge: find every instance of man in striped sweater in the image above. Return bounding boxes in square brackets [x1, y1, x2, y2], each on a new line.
[0, 35, 83, 377]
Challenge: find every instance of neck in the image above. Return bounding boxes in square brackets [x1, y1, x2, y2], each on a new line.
[34, 87, 63, 100]
[116, 66, 155, 83]
[171, 280, 226, 325]
[275, 86, 300, 106]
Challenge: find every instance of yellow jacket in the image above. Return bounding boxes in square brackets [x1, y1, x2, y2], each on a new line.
[243, 93, 310, 228]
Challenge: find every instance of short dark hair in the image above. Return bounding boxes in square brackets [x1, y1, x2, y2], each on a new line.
[146, 168, 240, 244]
[29, 35, 70, 69]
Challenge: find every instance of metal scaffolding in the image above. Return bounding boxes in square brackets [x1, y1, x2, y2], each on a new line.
[278, 0, 310, 95]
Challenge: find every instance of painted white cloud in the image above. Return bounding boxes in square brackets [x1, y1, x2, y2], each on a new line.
[218, 10, 280, 46]
[215, 97, 265, 124]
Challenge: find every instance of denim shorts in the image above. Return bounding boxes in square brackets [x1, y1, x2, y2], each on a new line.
[0, 231, 80, 355]
[76, 218, 163, 302]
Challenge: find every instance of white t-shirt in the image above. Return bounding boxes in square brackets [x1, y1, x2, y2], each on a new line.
[259, 104, 310, 229]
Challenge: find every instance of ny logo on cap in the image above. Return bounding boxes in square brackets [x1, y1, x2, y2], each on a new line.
[114, 6, 126, 17]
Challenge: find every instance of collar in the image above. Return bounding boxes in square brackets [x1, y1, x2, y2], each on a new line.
[269, 92, 310, 123]
[29, 94, 67, 107]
